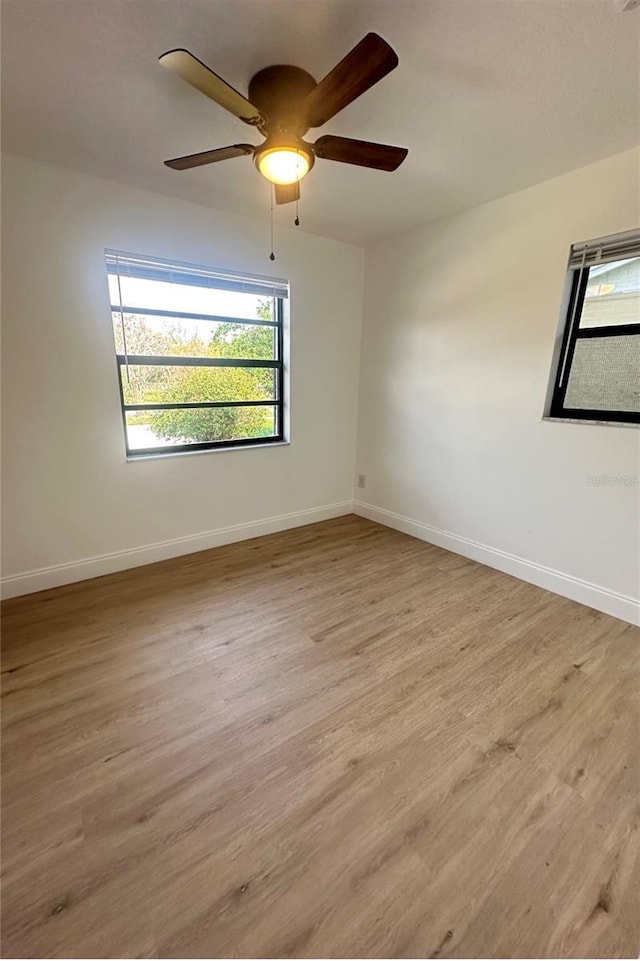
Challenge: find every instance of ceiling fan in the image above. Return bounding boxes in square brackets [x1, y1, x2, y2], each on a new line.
[159, 33, 408, 205]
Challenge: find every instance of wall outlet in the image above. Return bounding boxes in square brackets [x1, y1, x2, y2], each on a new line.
[357, 473, 366, 489]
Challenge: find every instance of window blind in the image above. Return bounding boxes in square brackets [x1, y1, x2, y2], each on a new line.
[568, 228, 640, 269]
[105, 249, 289, 299]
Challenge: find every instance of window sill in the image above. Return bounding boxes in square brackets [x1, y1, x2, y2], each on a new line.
[542, 416, 639, 429]
[126, 440, 291, 462]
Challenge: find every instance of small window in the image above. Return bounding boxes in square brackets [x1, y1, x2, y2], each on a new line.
[105, 250, 287, 456]
[546, 229, 640, 425]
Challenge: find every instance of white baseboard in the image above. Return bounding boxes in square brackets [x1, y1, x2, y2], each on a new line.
[354, 500, 639, 627]
[6, 498, 638, 626]
[1, 500, 354, 600]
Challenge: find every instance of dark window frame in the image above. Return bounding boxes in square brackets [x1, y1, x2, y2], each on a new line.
[548, 257, 640, 426]
[107, 252, 287, 457]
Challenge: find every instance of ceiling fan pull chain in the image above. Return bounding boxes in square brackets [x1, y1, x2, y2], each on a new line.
[294, 149, 301, 226]
[269, 183, 276, 261]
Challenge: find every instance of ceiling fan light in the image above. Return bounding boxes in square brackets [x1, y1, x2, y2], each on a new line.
[257, 147, 311, 185]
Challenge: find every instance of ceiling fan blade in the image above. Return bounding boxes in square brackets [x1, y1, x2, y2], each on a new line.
[164, 144, 255, 170]
[274, 182, 300, 205]
[159, 49, 262, 125]
[314, 135, 407, 171]
[303, 33, 398, 128]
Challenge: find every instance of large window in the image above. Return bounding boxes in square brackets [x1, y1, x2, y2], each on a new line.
[547, 229, 639, 425]
[106, 250, 287, 456]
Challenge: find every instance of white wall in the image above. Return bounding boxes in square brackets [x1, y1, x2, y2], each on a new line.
[1, 153, 364, 594]
[355, 148, 640, 624]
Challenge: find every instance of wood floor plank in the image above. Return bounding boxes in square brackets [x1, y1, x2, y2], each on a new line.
[2, 515, 638, 958]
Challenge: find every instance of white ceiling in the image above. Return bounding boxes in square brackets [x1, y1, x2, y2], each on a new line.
[2, 0, 639, 245]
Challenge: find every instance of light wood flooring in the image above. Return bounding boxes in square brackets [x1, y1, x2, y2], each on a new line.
[2, 515, 639, 959]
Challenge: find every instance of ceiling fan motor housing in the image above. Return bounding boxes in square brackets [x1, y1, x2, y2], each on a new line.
[248, 65, 317, 136]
